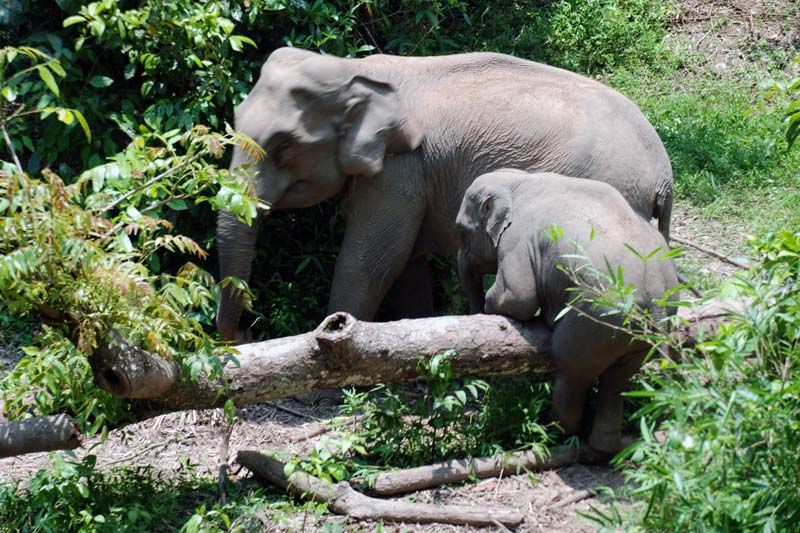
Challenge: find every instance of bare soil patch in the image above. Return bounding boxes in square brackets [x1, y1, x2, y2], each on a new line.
[669, 0, 799, 74]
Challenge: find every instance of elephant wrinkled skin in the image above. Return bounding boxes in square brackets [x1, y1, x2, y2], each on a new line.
[216, 47, 674, 341]
[456, 170, 679, 453]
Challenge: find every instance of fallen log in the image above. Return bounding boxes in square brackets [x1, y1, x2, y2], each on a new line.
[110, 312, 555, 416]
[0, 414, 81, 458]
[89, 299, 744, 417]
[236, 450, 525, 528]
[368, 444, 608, 496]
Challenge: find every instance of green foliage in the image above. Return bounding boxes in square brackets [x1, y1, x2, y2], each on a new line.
[0, 451, 284, 532]
[764, 53, 800, 149]
[0, 121, 261, 431]
[584, 231, 800, 531]
[341, 351, 551, 467]
[1, 331, 131, 434]
[525, 0, 675, 74]
[283, 431, 367, 484]
[447, 0, 674, 74]
[609, 66, 800, 209]
[0, 45, 91, 174]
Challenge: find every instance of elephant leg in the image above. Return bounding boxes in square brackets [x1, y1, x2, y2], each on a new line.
[378, 255, 434, 320]
[588, 348, 648, 454]
[549, 310, 627, 439]
[552, 371, 592, 436]
[328, 183, 426, 320]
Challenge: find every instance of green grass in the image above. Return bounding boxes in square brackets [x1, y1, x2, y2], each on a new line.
[608, 63, 800, 242]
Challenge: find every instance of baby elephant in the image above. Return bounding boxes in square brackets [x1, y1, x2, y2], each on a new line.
[456, 170, 679, 454]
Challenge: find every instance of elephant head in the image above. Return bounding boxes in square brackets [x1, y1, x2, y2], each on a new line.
[230, 47, 423, 207]
[455, 176, 513, 314]
[216, 47, 424, 341]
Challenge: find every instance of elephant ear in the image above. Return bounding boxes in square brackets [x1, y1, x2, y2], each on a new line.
[482, 190, 512, 248]
[338, 76, 424, 177]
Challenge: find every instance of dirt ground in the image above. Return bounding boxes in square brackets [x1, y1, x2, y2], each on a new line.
[1, 1, 798, 531]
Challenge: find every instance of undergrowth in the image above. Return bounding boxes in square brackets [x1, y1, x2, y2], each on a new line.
[0, 452, 298, 532]
[583, 231, 800, 531]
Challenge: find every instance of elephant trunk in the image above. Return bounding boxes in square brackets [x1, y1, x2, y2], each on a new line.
[458, 248, 486, 314]
[216, 209, 261, 341]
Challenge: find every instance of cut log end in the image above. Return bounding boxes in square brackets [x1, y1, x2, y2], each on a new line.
[91, 330, 180, 399]
[94, 366, 132, 397]
[315, 312, 357, 348]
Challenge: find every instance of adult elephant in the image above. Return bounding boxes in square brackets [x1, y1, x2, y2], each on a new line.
[216, 47, 673, 341]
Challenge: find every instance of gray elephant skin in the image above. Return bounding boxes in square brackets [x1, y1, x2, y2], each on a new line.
[216, 47, 673, 341]
[456, 169, 678, 453]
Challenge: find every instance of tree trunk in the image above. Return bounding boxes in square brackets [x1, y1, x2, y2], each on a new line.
[123, 312, 554, 416]
[89, 299, 745, 417]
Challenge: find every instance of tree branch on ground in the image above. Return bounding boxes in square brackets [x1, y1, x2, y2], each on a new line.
[671, 235, 750, 268]
[236, 450, 525, 528]
[366, 444, 609, 496]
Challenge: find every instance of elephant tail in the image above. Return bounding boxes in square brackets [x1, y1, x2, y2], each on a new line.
[654, 179, 673, 243]
[644, 298, 677, 362]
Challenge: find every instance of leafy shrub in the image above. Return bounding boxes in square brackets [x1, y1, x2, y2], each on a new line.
[0, 119, 260, 431]
[342, 351, 552, 467]
[0, 452, 280, 532]
[0, 331, 132, 435]
[520, 0, 675, 74]
[586, 231, 800, 530]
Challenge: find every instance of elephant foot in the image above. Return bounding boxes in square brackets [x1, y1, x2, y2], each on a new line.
[587, 431, 638, 458]
[227, 328, 254, 345]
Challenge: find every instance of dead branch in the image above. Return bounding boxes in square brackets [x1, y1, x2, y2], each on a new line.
[121, 312, 555, 416]
[236, 450, 525, 528]
[552, 488, 595, 508]
[87, 299, 744, 418]
[671, 235, 750, 268]
[0, 414, 81, 458]
[368, 444, 608, 496]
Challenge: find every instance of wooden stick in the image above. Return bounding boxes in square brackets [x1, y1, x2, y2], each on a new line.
[672, 235, 749, 268]
[236, 450, 525, 528]
[552, 488, 595, 508]
[0, 414, 81, 458]
[368, 444, 607, 496]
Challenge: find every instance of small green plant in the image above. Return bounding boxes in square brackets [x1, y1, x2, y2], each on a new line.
[342, 351, 552, 467]
[284, 431, 368, 484]
[341, 351, 490, 466]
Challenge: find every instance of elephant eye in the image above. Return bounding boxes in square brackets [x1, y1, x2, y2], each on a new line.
[271, 140, 292, 167]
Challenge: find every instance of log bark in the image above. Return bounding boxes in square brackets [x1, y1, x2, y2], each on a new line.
[0, 414, 81, 458]
[88, 299, 745, 417]
[236, 450, 525, 528]
[368, 444, 608, 496]
[127, 312, 554, 416]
